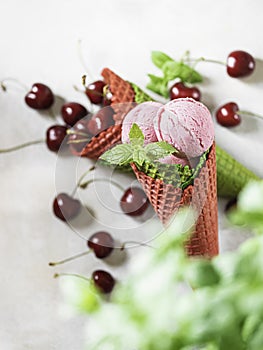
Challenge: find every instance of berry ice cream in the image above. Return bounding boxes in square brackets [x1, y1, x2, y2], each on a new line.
[154, 98, 214, 157]
[122, 101, 163, 144]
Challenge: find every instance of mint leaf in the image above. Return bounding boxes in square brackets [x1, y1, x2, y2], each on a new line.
[133, 148, 148, 166]
[162, 60, 203, 84]
[129, 123, 144, 146]
[151, 51, 173, 69]
[147, 74, 169, 98]
[100, 144, 133, 166]
[144, 142, 177, 161]
[144, 144, 168, 160]
[148, 51, 203, 97]
[155, 141, 179, 154]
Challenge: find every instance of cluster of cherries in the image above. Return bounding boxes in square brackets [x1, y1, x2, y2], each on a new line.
[168, 50, 262, 127]
[2, 76, 151, 294]
[50, 231, 117, 294]
[53, 182, 149, 294]
[2, 49, 260, 294]
[1, 78, 114, 154]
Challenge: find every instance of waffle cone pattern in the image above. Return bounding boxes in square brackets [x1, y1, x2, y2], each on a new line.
[72, 68, 136, 159]
[216, 145, 260, 198]
[101, 68, 136, 124]
[70, 124, 122, 160]
[132, 143, 218, 257]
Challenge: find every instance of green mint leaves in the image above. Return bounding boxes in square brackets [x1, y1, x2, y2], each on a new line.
[151, 51, 174, 69]
[147, 51, 203, 97]
[100, 123, 178, 167]
[129, 123, 144, 146]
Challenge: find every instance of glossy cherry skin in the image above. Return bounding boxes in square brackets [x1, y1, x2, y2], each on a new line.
[53, 193, 81, 221]
[85, 80, 106, 105]
[25, 83, 54, 109]
[92, 270, 115, 294]
[227, 51, 255, 78]
[216, 102, 241, 127]
[86, 107, 115, 136]
[120, 187, 149, 216]
[46, 125, 68, 152]
[87, 231, 114, 259]
[68, 118, 92, 153]
[170, 82, 201, 101]
[61, 102, 88, 126]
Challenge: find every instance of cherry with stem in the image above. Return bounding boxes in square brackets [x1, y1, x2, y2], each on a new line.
[0, 125, 69, 154]
[1, 79, 56, 118]
[54, 270, 115, 294]
[53, 165, 96, 222]
[183, 50, 256, 78]
[215, 102, 263, 127]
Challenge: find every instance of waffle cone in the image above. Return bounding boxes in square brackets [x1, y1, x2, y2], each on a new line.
[216, 145, 260, 198]
[101, 68, 136, 124]
[131, 143, 218, 257]
[70, 68, 136, 159]
[69, 124, 122, 160]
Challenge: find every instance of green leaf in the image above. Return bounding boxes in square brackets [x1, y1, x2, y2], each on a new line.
[144, 142, 177, 161]
[146, 74, 169, 98]
[155, 141, 179, 154]
[133, 148, 148, 166]
[151, 51, 173, 69]
[129, 123, 144, 146]
[100, 144, 133, 166]
[162, 60, 203, 84]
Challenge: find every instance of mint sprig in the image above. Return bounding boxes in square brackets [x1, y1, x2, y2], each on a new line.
[100, 123, 178, 166]
[147, 51, 203, 97]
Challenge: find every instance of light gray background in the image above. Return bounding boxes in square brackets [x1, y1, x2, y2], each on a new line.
[0, 0, 263, 349]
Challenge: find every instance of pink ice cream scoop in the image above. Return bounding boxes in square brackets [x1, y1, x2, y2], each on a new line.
[154, 98, 214, 157]
[121, 101, 163, 144]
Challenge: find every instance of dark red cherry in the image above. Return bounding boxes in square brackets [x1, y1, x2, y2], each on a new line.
[227, 51, 255, 78]
[53, 193, 81, 221]
[46, 125, 68, 152]
[68, 118, 92, 154]
[25, 83, 54, 109]
[120, 187, 149, 216]
[61, 102, 88, 126]
[170, 82, 201, 101]
[86, 107, 115, 136]
[85, 80, 106, 105]
[92, 270, 115, 294]
[216, 102, 241, 127]
[103, 89, 113, 106]
[87, 231, 114, 259]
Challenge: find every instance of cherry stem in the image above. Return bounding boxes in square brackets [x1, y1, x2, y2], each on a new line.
[54, 272, 91, 283]
[0, 78, 29, 93]
[238, 110, 263, 120]
[68, 138, 90, 144]
[0, 139, 44, 153]
[120, 241, 154, 251]
[49, 250, 91, 266]
[67, 129, 90, 138]
[79, 178, 126, 192]
[183, 56, 226, 68]
[71, 165, 96, 197]
[77, 39, 95, 81]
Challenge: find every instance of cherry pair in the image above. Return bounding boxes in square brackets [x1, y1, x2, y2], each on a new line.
[53, 186, 149, 222]
[169, 50, 256, 103]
